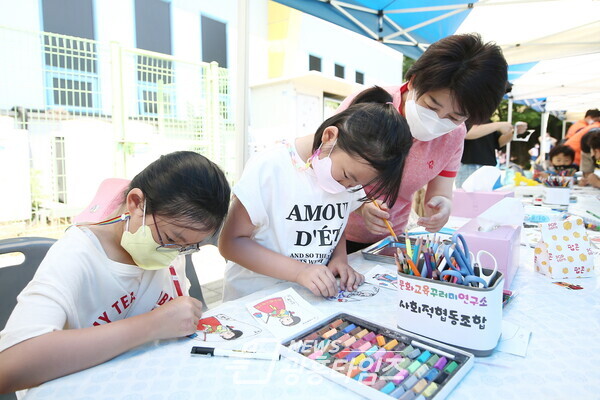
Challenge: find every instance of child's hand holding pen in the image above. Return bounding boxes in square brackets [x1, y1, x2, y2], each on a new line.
[358, 201, 393, 236]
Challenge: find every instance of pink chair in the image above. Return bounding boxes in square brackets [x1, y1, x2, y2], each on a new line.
[72, 178, 131, 224]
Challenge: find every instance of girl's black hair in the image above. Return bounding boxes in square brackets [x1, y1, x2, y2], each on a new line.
[128, 151, 231, 233]
[312, 86, 412, 208]
[405, 33, 508, 125]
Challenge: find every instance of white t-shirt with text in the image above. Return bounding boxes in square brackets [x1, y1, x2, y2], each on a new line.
[0, 226, 186, 353]
[223, 142, 364, 301]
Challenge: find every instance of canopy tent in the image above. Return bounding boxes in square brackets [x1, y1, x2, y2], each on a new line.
[511, 53, 600, 111]
[272, 0, 600, 113]
[272, 0, 600, 64]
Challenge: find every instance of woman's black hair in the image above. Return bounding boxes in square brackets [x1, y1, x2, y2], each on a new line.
[312, 86, 412, 208]
[548, 144, 575, 162]
[128, 151, 231, 233]
[405, 33, 508, 125]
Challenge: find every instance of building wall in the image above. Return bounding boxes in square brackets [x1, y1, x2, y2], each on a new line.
[265, 2, 404, 87]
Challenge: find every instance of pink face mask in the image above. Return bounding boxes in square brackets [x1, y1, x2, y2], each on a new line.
[309, 140, 347, 194]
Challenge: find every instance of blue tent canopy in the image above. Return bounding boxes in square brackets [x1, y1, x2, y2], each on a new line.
[273, 0, 476, 60]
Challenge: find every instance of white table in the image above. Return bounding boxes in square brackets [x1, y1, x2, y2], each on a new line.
[24, 246, 600, 400]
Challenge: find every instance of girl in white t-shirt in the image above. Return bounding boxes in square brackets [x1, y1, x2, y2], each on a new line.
[0, 151, 230, 394]
[219, 86, 412, 301]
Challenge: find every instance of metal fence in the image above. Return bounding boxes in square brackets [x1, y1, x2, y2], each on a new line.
[0, 26, 235, 238]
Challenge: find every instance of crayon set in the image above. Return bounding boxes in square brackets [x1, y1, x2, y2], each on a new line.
[281, 313, 474, 400]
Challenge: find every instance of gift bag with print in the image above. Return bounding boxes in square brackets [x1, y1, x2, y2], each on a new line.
[534, 216, 594, 279]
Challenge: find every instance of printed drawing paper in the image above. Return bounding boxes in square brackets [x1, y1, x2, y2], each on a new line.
[246, 287, 323, 338]
[326, 282, 380, 302]
[364, 264, 398, 291]
[195, 312, 263, 343]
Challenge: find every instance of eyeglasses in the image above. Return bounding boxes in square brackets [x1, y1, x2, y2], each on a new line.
[152, 213, 209, 255]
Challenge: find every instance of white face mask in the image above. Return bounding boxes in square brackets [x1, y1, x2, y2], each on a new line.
[405, 90, 459, 141]
[309, 141, 347, 194]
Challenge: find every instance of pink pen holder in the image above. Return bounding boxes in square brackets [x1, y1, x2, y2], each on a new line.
[456, 219, 521, 290]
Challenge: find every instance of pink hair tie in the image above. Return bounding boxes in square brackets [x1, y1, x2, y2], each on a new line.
[386, 101, 394, 106]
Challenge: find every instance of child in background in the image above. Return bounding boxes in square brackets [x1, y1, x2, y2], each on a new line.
[0, 151, 231, 394]
[533, 144, 577, 181]
[579, 128, 600, 188]
[219, 86, 412, 301]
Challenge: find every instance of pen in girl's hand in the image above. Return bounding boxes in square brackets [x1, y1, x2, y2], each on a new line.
[372, 201, 398, 241]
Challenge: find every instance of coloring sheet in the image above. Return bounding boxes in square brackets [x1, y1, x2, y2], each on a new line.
[194, 312, 263, 344]
[364, 264, 398, 291]
[245, 287, 323, 338]
[326, 282, 380, 302]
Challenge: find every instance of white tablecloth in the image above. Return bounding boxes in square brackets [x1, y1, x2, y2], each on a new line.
[24, 246, 600, 400]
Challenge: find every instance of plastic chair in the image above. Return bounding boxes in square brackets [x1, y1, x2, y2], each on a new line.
[0, 238, 57, 400]
[0, 237, 57, 331]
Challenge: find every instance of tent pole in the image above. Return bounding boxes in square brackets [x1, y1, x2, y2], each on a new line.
[506, 97, 513, 174]
[539, 111, 550, 161]
[235, 0, 249, 181]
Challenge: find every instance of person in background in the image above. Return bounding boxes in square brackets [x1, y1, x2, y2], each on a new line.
[565, 109, 600, 139]
[0, 151, 231, 394]
[565, 118, 600, 166]
[337, 34, 508, 253]
[533, 144, 577, 180]
[219, 86, 412, 301]
[578, 128, 600, 188]
[455, 120, 514, 188]
[538, 132, 557, 161]
[455, 82, 516, 188]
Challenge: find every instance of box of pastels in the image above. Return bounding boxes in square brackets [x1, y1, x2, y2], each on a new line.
[396, 269, 504, 357]
[280, 313, 474, 400]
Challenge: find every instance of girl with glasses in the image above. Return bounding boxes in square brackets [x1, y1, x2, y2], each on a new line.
[0, 151, 230, 394]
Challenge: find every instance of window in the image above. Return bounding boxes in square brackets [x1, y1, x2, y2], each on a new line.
[41, 0, 99, 112]
[135, 0, 175, 116]
[335, 64, 345, 79]
[356, 71, 365, 84]
[309, 55, 322, 72]
[201, 15, 228, 68]
[135, 0, 172, 55]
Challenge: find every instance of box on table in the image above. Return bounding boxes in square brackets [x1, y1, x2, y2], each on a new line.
[456, 219, 521, 290]
[451, 190, 514, 218]
[281, 312, 475, 400]
[543, 187, 571, 206]
[397, 270, 504, 357]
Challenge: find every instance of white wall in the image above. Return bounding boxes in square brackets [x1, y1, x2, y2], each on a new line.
[298, 14, 404, 87]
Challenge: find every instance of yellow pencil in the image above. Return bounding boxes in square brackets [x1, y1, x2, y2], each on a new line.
[404, 231, 413, 259]
[372, 201, 398, 242]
